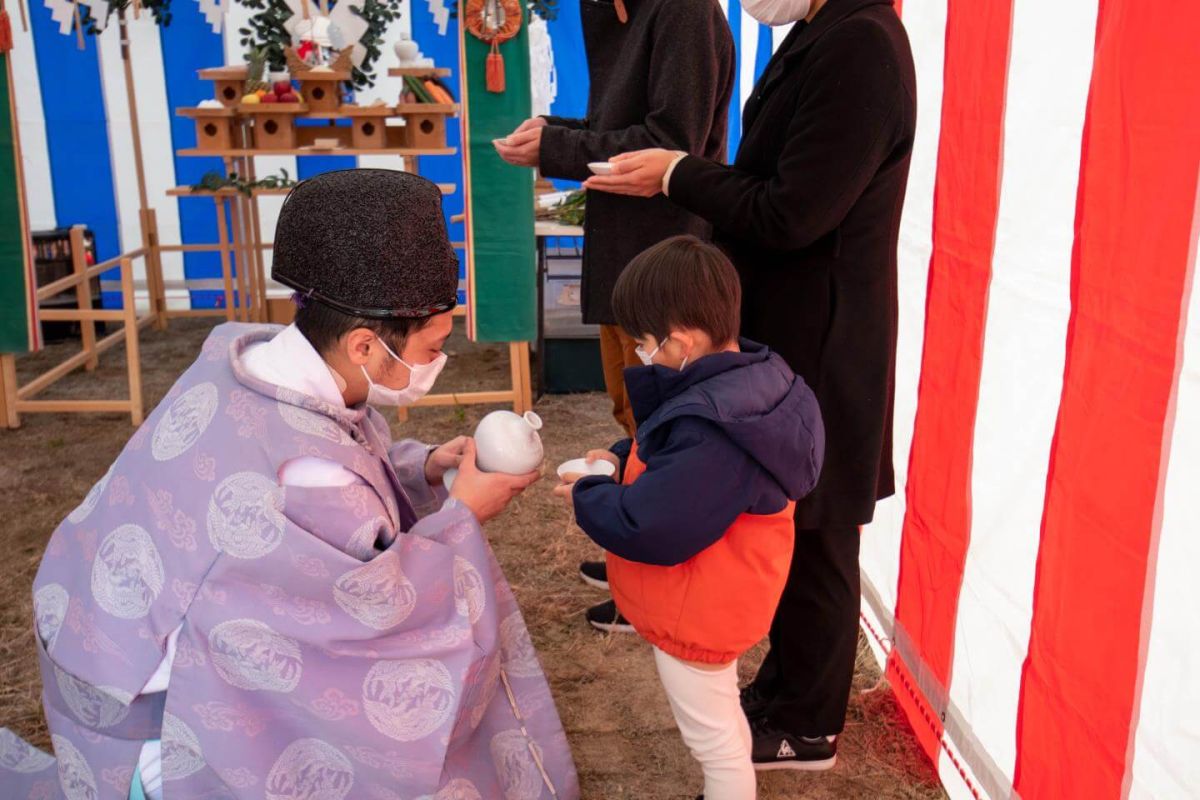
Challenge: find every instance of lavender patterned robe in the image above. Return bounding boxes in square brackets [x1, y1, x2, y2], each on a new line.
[0, 324, 580, 800]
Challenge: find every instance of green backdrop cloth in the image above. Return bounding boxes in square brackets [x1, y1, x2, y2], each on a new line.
[0, 54, 32, 354]
[461, 9, 537, 343]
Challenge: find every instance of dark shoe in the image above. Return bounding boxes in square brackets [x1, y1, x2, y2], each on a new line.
[585, 599, 634, 633]
[739, 683, 772, 721]
[579, 560, 609, 590]
[750, 717, 837, 771]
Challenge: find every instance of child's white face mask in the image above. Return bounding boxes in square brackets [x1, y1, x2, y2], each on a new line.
[361, 337, 447, 407]
[635, 338, 689, 370]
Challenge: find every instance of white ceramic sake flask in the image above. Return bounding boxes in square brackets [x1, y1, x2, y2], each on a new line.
[474, 410, 545, 474]
[393, 37, 420, 63]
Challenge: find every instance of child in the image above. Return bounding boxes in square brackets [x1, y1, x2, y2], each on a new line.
[556, 235, 825, 799]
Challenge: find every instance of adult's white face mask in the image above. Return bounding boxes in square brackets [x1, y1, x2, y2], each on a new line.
[742, 0, 812, 26]
[361, 337, 447, 407]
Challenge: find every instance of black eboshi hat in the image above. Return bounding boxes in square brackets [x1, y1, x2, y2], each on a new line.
[272, 168, 459, 319]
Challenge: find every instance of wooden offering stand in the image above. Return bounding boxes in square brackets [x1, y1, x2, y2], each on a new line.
[179, 60, 461, 155]
[178, 106, 241, 150]
[388, 66, 458, 150]
[239, 102, 308, 150]
[200, 65, 250, 107]
[286, 47, 352, 113]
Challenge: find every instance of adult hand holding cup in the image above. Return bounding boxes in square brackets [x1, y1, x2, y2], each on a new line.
[451, 439, 540, 523]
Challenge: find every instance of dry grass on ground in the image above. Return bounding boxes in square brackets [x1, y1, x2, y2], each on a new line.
[0, 318, 945, 799]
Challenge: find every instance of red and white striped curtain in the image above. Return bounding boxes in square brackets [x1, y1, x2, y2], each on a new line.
[860, 2, 1200, 798]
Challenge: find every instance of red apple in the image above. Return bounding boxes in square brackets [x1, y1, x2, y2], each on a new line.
[279, 92, 299, 104]
[261, 92, 279, 103]
[273, 80, 293, 96]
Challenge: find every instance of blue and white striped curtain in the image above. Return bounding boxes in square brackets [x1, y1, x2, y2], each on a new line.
[10, 0, 784, 310]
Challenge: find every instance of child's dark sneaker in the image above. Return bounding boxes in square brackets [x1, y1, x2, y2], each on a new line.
[750, 718, 837, 771]
[739, 683, 771, 720]
[579, 560, 609, 590]
[585, 599, 634, 633]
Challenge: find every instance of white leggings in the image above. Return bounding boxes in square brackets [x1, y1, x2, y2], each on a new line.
[653, 647, 756, 800]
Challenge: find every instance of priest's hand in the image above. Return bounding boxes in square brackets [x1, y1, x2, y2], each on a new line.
[450, 439, 541, 523]
[493, 124, 543, 169]
[583, 148, 683, 197]
[425, 436, 469, 485]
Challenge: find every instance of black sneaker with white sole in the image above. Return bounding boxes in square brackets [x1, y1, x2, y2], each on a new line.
[579, 560, 609, 590]
[585, 599, 634, 633]
[750, 718, 837, 771]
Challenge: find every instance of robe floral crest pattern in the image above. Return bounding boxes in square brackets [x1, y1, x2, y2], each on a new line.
[0, 324, 579, 800]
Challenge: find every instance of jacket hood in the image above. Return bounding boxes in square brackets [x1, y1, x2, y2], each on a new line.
[627, 339, 825, 500]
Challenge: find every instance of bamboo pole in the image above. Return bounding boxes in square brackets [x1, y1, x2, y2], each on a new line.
[69, 226, 99, 370]
[213, 197, 236, 321]
[120, 257, 144, 425]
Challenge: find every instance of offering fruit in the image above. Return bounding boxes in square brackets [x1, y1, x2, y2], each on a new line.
[274, 80, 293, 96]
[278, 92, 300, 104]
[256, 89, 268, 97]
[261, 93, 279, 104]
[241, 94, 261, 105]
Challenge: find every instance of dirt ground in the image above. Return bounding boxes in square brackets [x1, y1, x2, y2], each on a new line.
[0, 318, 945, 800]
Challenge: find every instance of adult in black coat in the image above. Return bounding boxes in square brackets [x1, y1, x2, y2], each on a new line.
[584, 0, 916, 768]
[494, 0, 734, 436]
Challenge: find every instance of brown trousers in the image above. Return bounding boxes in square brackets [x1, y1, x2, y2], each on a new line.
[599, 324, 640, 438]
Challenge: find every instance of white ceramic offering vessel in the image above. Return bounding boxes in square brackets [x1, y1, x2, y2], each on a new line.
[556, 457, 616, 480]
[394, 38, 421, 63]
[442, 410, 545, 491]
[475, 410, 545, 474]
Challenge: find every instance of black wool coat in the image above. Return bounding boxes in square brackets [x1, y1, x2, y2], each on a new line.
[538, 0, 735, 325]
[668, 0, 917, 528]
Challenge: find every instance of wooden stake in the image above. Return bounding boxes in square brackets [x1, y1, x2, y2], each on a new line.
[243, 156, 270, 322]
[72, 0, 84, 50]
[508, 341, 524, 414]
[140, 208, 168, 330]
[119, 8, 150, 215]
[213, 196, 236, 321]
[227, 193, 252, 322]
[120, 256, 144, 426]
[0, 354, 18, 428]
[69, 225, 99, 370]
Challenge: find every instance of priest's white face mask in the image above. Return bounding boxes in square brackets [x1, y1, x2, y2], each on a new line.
[361, 336, 447, 407]
[742, 0, 812, 26]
